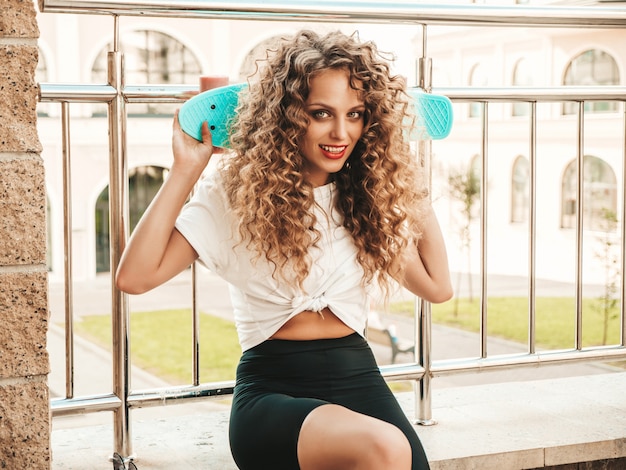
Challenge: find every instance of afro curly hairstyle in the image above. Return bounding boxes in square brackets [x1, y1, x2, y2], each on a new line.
[221, 29, 428, 296]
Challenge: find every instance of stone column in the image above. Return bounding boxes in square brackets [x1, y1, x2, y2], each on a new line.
[0, 0, 51, 469]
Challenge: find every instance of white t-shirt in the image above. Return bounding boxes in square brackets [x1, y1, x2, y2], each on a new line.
[175, 167, 369, 351]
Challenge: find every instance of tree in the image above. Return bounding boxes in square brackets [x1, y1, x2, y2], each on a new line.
[593, 207, 620, 346]
[448, 164, 481, 315]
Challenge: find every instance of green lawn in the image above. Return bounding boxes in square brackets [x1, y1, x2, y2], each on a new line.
[390, 296, 622, 349]
[72, 296, 622, 385]
[73, 309, 241, 383]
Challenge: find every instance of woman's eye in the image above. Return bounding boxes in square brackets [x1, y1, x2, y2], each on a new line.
[312, 110, 330, 119]
[348, 111, 364, 119]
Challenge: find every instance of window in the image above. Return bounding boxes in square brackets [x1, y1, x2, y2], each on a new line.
[511, 156, 529, 223]
[562, 49, 619, 115]
[128, 166, 169, 228]
[512, 58, 532, 117]
[469, 64, 487, 118]
[95, 186, 109, 273]
[561, 155, 617, 231]
[91, 30, 202, 116]
[95, 165, 168, 272]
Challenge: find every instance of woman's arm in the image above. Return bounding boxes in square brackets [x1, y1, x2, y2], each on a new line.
[397, 203, 453, 304]
[115, 114, 215, 294]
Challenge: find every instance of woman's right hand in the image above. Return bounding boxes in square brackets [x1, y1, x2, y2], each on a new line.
[172, 110, 221, 177]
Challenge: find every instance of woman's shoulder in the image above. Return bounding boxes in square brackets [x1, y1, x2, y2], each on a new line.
[186, 160, 232, 213]
[197, 157, 228, 189]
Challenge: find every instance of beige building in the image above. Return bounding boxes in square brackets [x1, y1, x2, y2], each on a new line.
[429, 24, 625, 285]
[36, 4, 625, 286]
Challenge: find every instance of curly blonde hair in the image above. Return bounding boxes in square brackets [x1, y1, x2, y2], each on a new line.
[221, 29, 427, 294]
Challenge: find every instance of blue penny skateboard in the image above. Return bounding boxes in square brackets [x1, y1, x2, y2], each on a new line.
[178, 83, 247, 148]
[178, 83, 453, 148]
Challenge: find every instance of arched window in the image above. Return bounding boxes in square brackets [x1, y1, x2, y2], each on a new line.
[563, 49, 619, 115]
[95, 185, 109, 273]
[511, 156, 529, 223]
[469, 64, 487, 118]
[561, 155, 617, 231]
[91, 30, 202, 116]
[95, 165, 168, 273]
[512, 58, 532, 117]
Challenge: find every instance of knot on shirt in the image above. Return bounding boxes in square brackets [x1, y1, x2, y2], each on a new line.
[292, 294, 328, 313]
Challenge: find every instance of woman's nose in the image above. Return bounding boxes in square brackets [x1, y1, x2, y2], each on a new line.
[330, 118, 348, 140]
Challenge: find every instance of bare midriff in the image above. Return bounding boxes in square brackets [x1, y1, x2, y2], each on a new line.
[269, 308, 355, 341]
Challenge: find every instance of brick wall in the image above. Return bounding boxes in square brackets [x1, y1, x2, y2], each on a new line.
[0, 0, 51, 468]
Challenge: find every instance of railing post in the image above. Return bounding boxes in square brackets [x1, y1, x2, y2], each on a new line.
[575, 101, 585, 350]
[61, 102, 75, 399]
[528, 101, 537, 354]
[480, 101, 489, 359]
[107, 15, 133, 458]
[414, 24, 436, 426]
[415, 299, 436, 425]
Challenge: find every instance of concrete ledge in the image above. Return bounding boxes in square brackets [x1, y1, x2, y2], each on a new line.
[51, 372, 626, 469]
[408, 372, 626, 469]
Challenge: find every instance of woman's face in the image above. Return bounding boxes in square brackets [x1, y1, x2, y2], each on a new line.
[300, 68, 365, 187]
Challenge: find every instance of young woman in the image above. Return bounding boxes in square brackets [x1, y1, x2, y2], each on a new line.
[116, 29, 452, 470]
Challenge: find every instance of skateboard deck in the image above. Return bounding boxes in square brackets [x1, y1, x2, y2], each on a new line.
[178, 83, 453, 148]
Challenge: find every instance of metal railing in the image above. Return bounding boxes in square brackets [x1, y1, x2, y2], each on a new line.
[39, 0, 626, 459]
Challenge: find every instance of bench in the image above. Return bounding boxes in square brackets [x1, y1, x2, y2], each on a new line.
[367, 315, 415, 364]
[384, 325, 415, 364]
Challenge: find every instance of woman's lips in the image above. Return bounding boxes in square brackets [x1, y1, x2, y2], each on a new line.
[320, 144, 347, 160]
